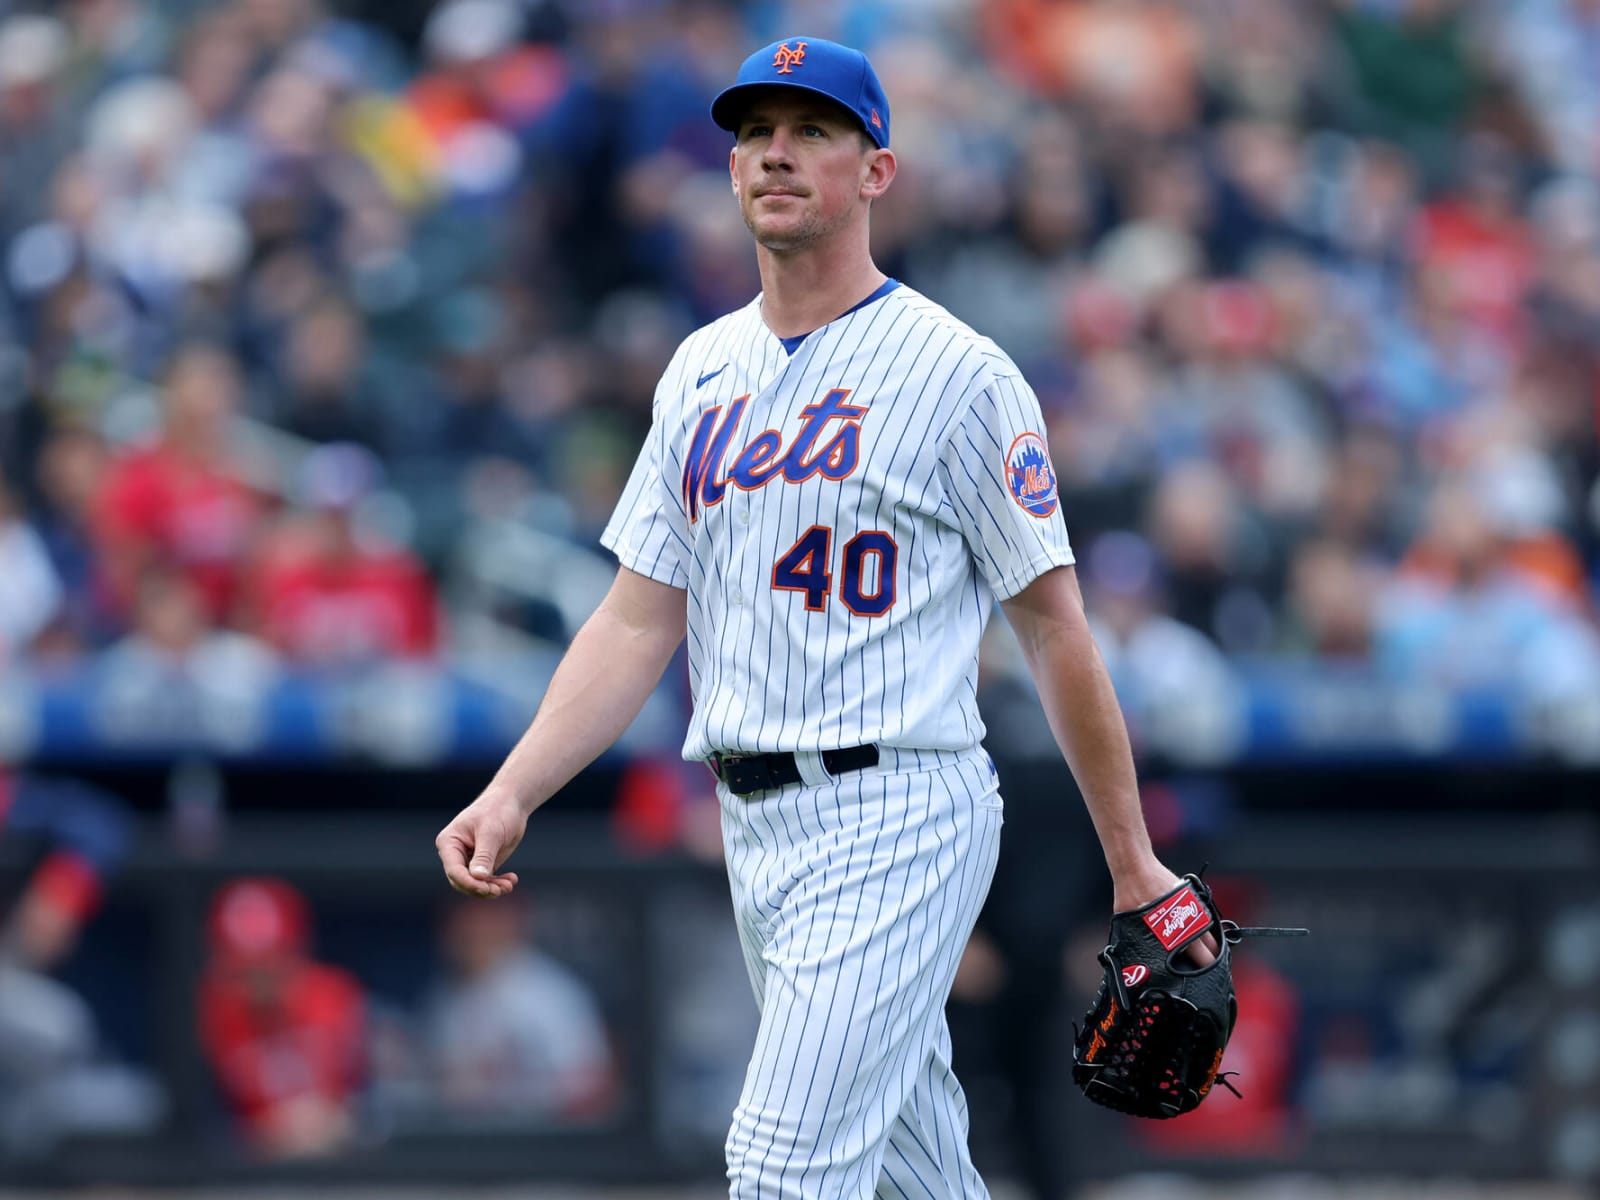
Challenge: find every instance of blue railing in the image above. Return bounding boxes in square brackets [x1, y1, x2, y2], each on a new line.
[4, 660, 1597, 766]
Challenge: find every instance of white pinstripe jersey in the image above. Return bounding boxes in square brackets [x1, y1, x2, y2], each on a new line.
[600, 282, 1074, 761]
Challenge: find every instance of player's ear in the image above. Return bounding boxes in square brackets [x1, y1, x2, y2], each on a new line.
[860, 148, 896, 201]
[729, 146, 739, 193]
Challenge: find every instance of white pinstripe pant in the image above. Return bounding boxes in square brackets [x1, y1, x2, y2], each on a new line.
[717, 748, 1002, 1198]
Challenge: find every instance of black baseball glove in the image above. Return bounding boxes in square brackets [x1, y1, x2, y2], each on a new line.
[1072, 872, 1307, 1119]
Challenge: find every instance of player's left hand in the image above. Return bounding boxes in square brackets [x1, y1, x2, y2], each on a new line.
[1110, 859, 1220, 967]
[435, 788, 527, 898]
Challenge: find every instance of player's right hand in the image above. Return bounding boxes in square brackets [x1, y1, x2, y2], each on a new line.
[435, 788, 527, 898]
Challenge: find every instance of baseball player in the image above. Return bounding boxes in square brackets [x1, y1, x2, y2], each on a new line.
[437, 35, 1212, 1197]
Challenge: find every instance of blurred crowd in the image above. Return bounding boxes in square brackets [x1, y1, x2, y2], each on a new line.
[2, 855, 624, 1160]
[199, 876, 619, 1158]
[0, 0, 1597, 700]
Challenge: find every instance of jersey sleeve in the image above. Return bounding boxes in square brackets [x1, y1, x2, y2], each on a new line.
[600, 379, 692, 588]
[937, 371, 1074, 601]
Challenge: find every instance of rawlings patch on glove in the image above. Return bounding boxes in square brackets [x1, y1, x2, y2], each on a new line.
[1072, 873, 1306, 1119]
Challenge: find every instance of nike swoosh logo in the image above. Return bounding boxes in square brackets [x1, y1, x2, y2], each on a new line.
[696, 364, 729, 388]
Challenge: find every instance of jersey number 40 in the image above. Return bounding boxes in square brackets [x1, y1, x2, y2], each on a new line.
[771, 525, 897, 617]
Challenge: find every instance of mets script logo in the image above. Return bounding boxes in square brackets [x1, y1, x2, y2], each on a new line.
[682, 387, 865, 522]
[1006, 432, 1058, 518]
[772, 41, 807, 74]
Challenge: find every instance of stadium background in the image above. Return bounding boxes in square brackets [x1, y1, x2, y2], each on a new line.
[0, 0, 1597, 1196]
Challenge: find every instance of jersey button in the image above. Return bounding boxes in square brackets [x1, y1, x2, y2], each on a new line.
[732, 591, 744, 607]
[738, 508, 750, 525]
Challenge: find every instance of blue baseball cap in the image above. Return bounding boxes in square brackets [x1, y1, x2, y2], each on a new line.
[711, 36, 890, 149]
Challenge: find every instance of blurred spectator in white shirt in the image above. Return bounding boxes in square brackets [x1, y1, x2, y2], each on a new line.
[422, 896, 617, 1124]
[95, 565, 279, 751]
[1082, 529, 1248, 766]
[0, 473, 62, 661]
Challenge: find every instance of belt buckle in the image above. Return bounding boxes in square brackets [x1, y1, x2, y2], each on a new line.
[716, 753, 768, 797]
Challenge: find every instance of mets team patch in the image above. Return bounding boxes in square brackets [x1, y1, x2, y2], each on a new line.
[1006, 432, 1059, 518]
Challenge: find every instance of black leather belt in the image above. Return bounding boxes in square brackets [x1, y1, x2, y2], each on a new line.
[710, 744, 880, 796]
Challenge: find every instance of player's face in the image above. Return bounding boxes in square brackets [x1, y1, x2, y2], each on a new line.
[729, 92, 890, 252]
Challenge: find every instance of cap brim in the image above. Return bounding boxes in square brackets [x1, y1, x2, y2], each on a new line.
[711, 81, 871, 140]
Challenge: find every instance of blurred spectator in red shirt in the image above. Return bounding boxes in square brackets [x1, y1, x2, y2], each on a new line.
[241, 443, 439, 665]
[92, 344, 270, 625]
[1413, 135, 1537, 354]
[197, 876, 367, 1160]
[0, 771, 131, 975]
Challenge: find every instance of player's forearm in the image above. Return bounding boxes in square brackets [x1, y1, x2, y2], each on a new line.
[486, 581, 686, 816]
[1004, 572, 1154, 879]
[1021, 618, 1153, 876]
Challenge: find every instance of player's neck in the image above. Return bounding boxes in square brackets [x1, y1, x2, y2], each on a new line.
[755, 243, 887, 339]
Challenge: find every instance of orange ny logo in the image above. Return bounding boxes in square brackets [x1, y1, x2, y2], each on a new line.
[772, 41, 807, 74]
